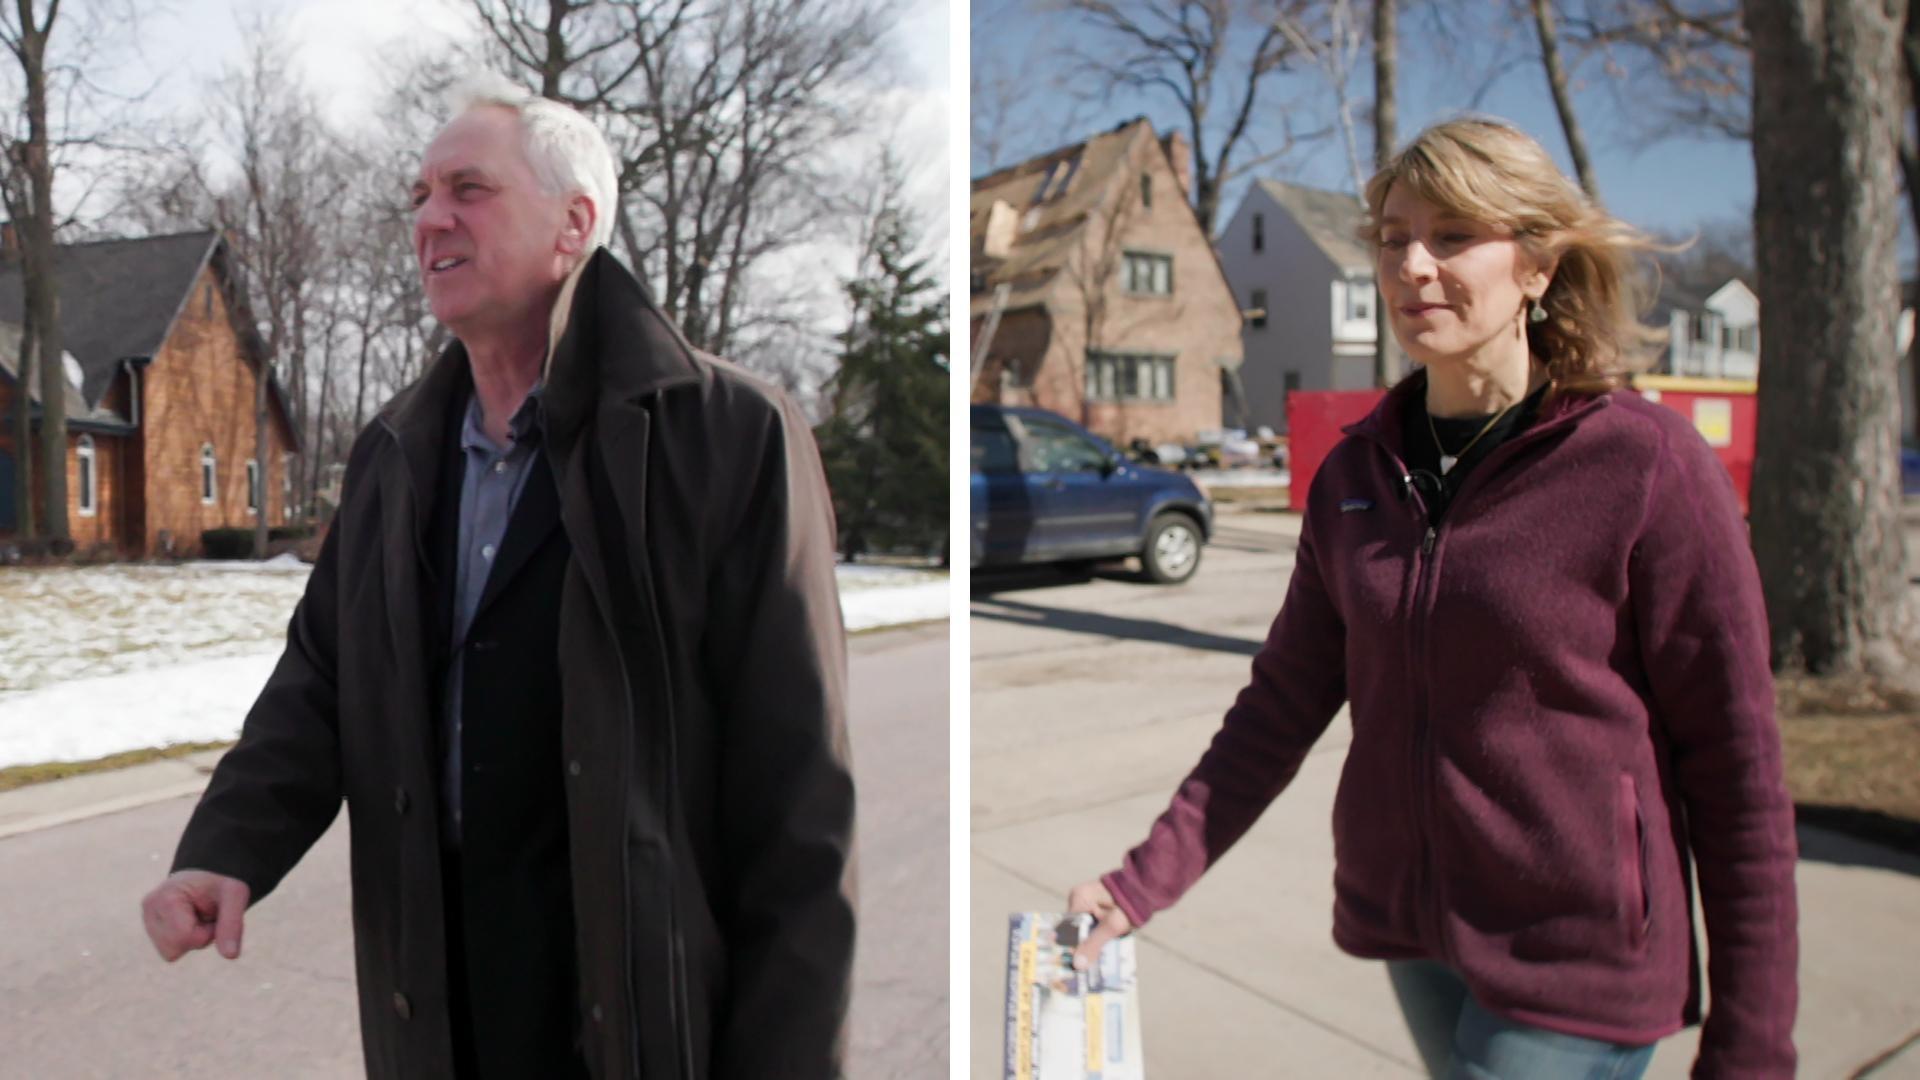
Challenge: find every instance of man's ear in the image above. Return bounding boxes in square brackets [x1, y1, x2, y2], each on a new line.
[558, 194, 596, 257]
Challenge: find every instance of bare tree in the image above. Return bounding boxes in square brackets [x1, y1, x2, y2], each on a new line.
[1746, 0, 1909, 673]
[466, 0, 891, 363]
[1059, 0, 1316, 233]
[1, 0, 67, 543]
[1372, 0, 1398, 386]
[1527, 0, 1601, 199]
[1569, 1, 1750, 143]
[2, 150, 33, 536]
[180, 20, 353, 551]
[1278, 0, 1370, 195]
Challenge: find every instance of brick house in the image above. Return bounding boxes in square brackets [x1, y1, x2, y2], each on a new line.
[0, 229, 298, 555]
[969, 117, 1242, 445]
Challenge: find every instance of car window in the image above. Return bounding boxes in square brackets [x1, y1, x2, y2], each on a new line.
[1022, 420, 1111, 474]
[972, 426, 1020, 475]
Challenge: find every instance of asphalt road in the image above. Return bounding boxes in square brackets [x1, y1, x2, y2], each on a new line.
[0, 621, 949, 1080]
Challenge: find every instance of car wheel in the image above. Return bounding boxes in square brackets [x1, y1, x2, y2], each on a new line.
[1140, 513, 1201, 584]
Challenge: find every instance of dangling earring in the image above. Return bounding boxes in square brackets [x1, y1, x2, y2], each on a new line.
[1527, 298, 1548, 324]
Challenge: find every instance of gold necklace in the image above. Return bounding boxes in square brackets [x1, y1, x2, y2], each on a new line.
[1427, 399, 1518, 476]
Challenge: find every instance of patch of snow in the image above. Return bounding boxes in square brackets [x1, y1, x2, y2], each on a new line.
[0, 653, 279, 769]
[0, 562, 947, 767]
[1194, 469, 1291, 489]
[835, 564, 947, 590]
[840, 581, 949, 632]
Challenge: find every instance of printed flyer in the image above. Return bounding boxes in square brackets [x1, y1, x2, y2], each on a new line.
[1003, 912, 1144, 1080]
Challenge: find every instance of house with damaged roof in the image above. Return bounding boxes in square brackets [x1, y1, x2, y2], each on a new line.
[970, 117, 1242, 445]
[0, 229, 298, 555]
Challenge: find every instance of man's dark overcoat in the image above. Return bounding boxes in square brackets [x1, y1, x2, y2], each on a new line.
[172, 249, 856, 1079]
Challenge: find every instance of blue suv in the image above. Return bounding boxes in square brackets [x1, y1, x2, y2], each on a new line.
[970, 404, 1213, 584]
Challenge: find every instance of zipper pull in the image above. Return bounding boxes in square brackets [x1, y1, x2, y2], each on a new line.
[1422, 527, 1436, 555]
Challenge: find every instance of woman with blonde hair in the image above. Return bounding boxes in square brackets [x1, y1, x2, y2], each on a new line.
[1066, 117, 1798, 1079]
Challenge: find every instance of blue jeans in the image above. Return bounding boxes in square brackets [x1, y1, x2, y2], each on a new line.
[1386, 960, 1657, 1080]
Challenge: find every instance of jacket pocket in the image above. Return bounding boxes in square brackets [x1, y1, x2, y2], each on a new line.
[1617, 773, 1651, 948]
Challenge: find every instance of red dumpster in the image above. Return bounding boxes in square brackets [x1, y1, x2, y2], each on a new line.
[1285, 375, 1758, 513]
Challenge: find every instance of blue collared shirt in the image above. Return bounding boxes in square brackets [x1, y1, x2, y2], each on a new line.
[442, 385, 544, 844]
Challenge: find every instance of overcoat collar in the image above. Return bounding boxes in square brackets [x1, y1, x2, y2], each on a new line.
[377, 247, 704, 470]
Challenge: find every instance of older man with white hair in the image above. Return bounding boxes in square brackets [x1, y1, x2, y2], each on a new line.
[139, 74, 856, 1080]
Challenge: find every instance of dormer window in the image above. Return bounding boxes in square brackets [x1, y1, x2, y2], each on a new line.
[1033, 155, 1081, 203]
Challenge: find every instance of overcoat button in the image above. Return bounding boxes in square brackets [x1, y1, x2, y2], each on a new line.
[393, 787, 409, 814]
[392, 991, 412, 1020]
[568, 760, 582, 777]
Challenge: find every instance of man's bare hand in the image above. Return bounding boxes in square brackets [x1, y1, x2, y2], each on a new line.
[141, 870, 250, 962]
[1065, 879, 1133, 972]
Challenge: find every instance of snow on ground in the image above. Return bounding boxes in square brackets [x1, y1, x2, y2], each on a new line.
[0, 560, 947, 768]
[0, 562, 313, 694]
[1192, 468, 1291, 489]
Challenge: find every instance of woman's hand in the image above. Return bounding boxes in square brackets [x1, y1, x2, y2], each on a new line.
[1065, 878, 1134, 972]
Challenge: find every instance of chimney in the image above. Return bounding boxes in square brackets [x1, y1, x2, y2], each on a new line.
[983, 200, 1018, 259]
[1160, 131, 1192, 201]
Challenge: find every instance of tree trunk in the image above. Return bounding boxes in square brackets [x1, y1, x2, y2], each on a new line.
[1746, 0, 1909, 673]
[1902, 0, 1920, 443]
[10, 299, 32, 536]
[253, 353, 269, 557]
[1530, 0, 1601, 201]
[20, 7, 65, 543]
[1373, 0, 1398, 388]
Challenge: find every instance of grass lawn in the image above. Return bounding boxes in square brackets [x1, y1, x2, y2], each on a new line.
[0, 740, 233, 793]
[1777, 672, 1920, 854]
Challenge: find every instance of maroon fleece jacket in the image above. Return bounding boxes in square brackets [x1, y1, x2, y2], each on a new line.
[1103, 377, 1799, 1078]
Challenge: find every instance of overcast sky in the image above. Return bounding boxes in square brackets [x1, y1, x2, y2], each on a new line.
[81, 0, 951, 341]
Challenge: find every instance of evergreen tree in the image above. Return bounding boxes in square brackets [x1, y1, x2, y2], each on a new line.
[816, 209, 949, 561]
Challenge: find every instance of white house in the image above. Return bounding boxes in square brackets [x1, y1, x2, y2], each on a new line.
[1657, 277, 1760, 381]
[1216, 179, 1380, 433]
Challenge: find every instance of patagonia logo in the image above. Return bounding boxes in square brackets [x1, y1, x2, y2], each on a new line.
[1339, 498, 1374, 513]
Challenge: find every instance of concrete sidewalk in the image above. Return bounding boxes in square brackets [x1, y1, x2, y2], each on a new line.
[0, 749, 228, 840]
[973, 718, 1920, 1078]
[971, 509, 1920, 1079]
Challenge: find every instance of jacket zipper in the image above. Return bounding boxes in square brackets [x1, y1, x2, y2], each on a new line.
[1353, 400, 1602, 965]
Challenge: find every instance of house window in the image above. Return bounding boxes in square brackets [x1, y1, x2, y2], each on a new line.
[283, 452, 296, 522]
[1086, 352, 1176, 402]
[76, 435, 96, 517]
[1691, 314, 1714, 343]
[200, 444, 216, 505]
[999, 355, 1034, 390]
[1284, 371, 1301, 403]
[1253, 213, 1265, 253]
[1141, 173, 1152, 209]
[1122, 252, 1173, 295]
[1346, 280, 1372, 322]
[246, 459, 260, 516]
[1250, 288, 1269, 329]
